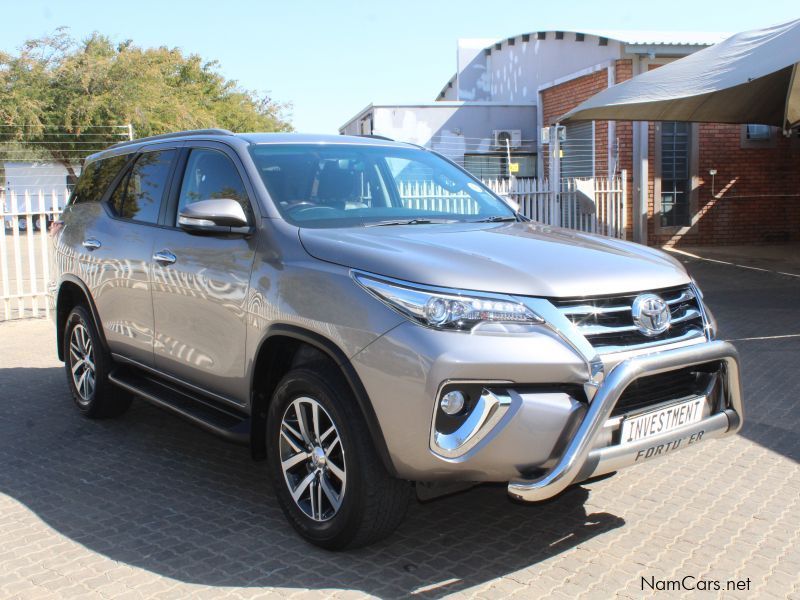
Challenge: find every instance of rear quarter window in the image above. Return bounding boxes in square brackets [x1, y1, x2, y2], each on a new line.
[70, 154, 130, 205]
[107, 149, 176, 224]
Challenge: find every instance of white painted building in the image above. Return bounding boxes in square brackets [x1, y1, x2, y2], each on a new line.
[341, 30, 725, 181]
[340, 102, 537, 177]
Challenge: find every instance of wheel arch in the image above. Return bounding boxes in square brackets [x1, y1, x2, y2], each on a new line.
[55, 276, 108, 362]
[249, 324, 397, 477]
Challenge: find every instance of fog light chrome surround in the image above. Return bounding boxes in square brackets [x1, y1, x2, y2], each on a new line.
[430, 380, 514, 460]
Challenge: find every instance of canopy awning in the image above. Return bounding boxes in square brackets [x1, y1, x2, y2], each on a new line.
[562, 19, 800, 130]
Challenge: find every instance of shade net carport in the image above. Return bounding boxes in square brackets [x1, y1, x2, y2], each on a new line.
[562, 19, 800, 130]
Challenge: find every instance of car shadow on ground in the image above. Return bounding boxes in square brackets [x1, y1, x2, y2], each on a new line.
[0, 366, 624, 598]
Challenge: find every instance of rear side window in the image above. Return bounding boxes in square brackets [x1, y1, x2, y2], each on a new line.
[70, 154, 129, 205]
[109, 150, 176, 224]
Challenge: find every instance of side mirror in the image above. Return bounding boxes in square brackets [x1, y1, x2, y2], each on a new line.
[178, 199, 251, 234]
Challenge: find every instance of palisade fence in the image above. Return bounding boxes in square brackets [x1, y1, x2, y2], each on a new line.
[0, 189, 67, 320]
[483, 172, 627, 238]
[0, 174, 626, 322]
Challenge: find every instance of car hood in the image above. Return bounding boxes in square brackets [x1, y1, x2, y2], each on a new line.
[298, 221, 690, 298]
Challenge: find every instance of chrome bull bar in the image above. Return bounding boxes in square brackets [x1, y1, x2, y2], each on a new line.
[507, 340, 743, 502]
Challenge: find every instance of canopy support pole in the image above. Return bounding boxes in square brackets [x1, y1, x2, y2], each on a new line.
[632, 121, 649, 245]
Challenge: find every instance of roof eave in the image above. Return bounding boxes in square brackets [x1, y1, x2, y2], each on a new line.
[623, 43, 713, 56]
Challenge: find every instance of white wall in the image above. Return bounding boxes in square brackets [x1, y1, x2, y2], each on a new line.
[2, 162, 79, 210]
[369, 103, 536, 167]
[456, 34, 624, 103]
[456, 38, 496, 101]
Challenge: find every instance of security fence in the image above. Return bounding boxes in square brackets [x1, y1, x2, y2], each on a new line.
[0, 173, 627, 322]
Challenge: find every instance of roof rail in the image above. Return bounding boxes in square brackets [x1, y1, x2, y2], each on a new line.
[357, 134, 395, 142]
[109, 128, 235, 149]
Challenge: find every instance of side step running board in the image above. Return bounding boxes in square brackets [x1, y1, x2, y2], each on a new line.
[108, 367, 250, 445]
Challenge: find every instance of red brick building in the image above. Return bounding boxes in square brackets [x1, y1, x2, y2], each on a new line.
[539, 52, 800, 247]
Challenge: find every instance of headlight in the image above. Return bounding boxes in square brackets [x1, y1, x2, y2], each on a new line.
[353, 272, 543, 332]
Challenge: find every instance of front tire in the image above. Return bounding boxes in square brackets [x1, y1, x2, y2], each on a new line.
[267, 366, 411, 550]
[63, 305, 131, 418]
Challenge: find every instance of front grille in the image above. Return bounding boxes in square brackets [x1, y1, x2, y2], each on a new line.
[552, 285, 707, 353]
[612, 362, 720, 416]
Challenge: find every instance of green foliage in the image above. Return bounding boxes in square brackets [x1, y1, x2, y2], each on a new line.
[0, 28, 292, 178]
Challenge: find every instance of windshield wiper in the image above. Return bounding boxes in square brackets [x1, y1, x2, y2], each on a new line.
[470, 215, 519, 223]
[366, 218, 454, 227]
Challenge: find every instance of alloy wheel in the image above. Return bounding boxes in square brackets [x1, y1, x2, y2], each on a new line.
[69, 323, 96, 405]
[279, 396, 346, 522]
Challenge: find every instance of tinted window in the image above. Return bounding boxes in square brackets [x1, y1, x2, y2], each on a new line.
[177, 149, 249, 217]
[70, 154, 129, 205]
[110, 150, 175, 223]
[108, 170, 128, 216]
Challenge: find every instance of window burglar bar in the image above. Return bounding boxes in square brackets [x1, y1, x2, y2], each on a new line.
[661, 122, 691, 227]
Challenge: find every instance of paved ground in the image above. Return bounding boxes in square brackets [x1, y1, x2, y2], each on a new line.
[669, 244, 800, 277]
[0, 258, 799, 599]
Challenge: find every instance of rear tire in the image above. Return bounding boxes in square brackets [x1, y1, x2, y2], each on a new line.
[63, 305, 132, 418]
[267, 366, 411, 550]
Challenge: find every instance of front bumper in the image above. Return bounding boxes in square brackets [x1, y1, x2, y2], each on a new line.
[507, 340, 743, 502]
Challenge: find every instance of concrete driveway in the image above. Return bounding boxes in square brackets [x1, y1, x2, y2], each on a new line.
[0, 258, 798, 599]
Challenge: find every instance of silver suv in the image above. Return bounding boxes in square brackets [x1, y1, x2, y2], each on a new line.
[50, 130, 744, 549]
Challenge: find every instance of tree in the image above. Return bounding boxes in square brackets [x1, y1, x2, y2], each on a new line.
[0, 29, 292, 183]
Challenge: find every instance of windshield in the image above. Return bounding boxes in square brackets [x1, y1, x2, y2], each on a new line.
[248, 143, 515, 228]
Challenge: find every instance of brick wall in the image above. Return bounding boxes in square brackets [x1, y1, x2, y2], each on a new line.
[652, 125, 800, 246]
[541, 69, 609, 126]
[542, 71, 609, 176]
[541, 59, 800, 247]
[541, 61, 635, 238]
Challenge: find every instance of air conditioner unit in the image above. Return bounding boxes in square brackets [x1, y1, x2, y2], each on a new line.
[493, 129, 522, 149]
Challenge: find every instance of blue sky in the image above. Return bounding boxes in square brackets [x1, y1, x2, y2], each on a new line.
[1, 0, 797, 133]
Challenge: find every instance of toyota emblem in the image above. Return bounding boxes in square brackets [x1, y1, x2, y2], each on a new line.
[632, 293, 671, 336]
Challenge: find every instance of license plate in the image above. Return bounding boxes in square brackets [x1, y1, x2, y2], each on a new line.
[620, 397, 705, 445]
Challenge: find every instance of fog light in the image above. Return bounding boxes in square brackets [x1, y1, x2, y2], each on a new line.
[440, 390, 466, 415]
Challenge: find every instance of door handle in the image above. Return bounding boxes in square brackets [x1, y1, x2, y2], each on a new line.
[82, 238, 101, 251]
[153, 249, 177, 266]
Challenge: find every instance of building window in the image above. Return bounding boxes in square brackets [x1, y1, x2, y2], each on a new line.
[740, 123, 777, 148]
[463, 153, 536, 179]
[660, 121, 691, 227]
[359, 117, 372, 136]
[560, 121, 594, 179]
[745, 124, 771, 140]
